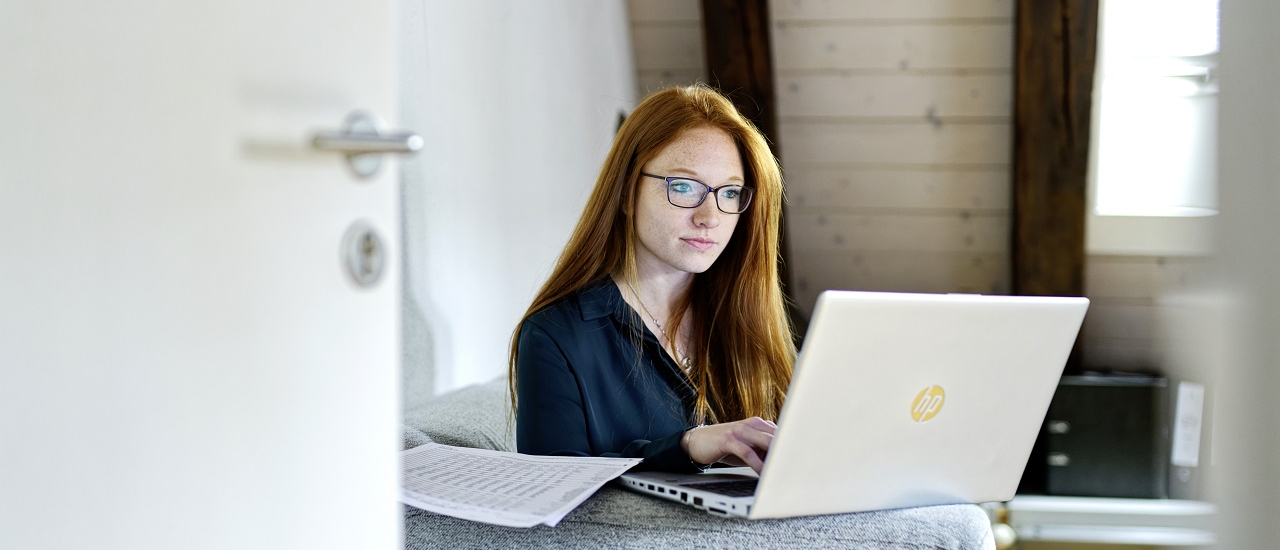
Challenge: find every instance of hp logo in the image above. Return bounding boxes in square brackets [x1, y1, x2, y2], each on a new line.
[911, 385, 946, 422]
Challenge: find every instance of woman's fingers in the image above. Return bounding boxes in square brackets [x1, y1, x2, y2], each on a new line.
[724, 438, 767, 472]
[741, 416, 777, 433]
[685, 417, 777, 473]
[723, 429, 772, 471]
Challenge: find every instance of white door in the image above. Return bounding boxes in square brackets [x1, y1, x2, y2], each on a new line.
[0, 1, 403, 548]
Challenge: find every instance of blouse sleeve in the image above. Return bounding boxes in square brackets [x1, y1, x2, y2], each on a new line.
[515, 320, 699, 472]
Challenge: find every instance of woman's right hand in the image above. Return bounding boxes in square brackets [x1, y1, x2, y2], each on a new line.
[680, 417, 776, 473]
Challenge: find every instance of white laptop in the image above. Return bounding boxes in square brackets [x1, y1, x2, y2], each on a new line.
[620, 290, 1089, 519]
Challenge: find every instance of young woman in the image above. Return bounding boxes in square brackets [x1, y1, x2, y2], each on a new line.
[507, 85, 794, 473]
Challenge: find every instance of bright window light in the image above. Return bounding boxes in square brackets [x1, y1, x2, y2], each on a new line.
[1091, 0, 1219, 219]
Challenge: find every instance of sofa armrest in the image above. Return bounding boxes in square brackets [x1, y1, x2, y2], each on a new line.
[405, 487, 995, 550]
[402, 378, 514, 452]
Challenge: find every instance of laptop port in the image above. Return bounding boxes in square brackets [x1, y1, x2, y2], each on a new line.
[693, 496, 703, 506]
[680, 492, 688, 502]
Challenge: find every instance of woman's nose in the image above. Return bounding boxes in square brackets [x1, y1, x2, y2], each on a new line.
[692, 198, 721, 228]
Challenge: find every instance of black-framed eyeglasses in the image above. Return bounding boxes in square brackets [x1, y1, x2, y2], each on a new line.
[640, 172, 754, 214]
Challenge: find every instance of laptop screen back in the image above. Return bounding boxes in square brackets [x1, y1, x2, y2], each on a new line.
[750, 291, 1088, 519]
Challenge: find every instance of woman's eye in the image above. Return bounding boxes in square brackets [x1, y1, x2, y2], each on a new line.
[721, 188, 740, 200]
[670, 181, 696, 194]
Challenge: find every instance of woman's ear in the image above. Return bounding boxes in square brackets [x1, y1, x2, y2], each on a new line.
[619, 173, 635, 218]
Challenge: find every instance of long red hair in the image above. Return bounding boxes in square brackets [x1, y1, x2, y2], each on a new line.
[508, 84, 794, 424]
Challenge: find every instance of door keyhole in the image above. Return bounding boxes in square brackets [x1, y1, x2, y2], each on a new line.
[342, 221, 385, 287]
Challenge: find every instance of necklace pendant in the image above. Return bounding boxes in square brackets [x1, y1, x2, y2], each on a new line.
[681, 356, 693, 370]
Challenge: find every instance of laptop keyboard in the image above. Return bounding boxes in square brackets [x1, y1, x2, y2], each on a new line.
[684, 479, 759, 497]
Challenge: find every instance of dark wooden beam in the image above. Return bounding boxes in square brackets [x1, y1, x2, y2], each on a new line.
[700, 0, 779, 154]
[1012, 0, 1096, 302]
[701, 0, 807, 337]
[1012, 0, 1099, 494]
[1013, 3, 1096, 301]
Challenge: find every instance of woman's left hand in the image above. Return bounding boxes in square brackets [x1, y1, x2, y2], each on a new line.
[681, 417, 776, 473]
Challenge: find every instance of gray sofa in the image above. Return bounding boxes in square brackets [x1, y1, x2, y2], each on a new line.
[402, 380, 996, 550]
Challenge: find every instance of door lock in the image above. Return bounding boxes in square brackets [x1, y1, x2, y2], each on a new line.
[342, 221, 386, 288]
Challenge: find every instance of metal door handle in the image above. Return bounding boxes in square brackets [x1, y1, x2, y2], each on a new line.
[313, 131, 423, 154]
[313, 111, 422, 178]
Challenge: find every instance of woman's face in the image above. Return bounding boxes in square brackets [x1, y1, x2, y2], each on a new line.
[634, 125, 744, 278]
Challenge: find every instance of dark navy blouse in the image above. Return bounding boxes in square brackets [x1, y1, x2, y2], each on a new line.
[515, 277, 700, 472]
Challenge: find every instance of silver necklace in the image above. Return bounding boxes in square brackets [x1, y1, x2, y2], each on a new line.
[626, 281, 693, 371]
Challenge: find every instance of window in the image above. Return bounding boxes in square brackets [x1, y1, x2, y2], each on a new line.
[1087, 0, 1219, 256]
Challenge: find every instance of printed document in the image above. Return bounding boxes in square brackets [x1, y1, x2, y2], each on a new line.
[401, 442, 642, 528]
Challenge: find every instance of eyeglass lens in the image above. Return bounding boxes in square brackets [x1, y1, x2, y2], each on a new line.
[667, 179, 752, 213]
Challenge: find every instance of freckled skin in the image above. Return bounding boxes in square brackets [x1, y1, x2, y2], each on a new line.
[634, 126, 744, 278]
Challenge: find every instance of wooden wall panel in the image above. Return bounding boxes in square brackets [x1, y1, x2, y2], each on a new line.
[631, 25, 705, 71]
[781, 122, 1010, 165]
[773, 23, 1012, 70]
[628, 0, 701, 22]
[778, 74, 1011, 118]
[636, 69, 708, 94]
[1086, 256, 1208, 301]
[772, 0, 1014, 20]
[784, 166, 1008, 211]
[791, 250, 1010, 312]
[766, 1, 1015, 306]
[1083, 255, 1211, 370]
[628, 0, 704, 97]
[1085, 303, 1159, 342]
[790, 212, 1008, 253]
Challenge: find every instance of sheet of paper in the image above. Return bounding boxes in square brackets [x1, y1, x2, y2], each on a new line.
[400, 442, 642, 528]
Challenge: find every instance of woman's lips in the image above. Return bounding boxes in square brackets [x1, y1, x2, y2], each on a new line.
[682, 238, 715, 251]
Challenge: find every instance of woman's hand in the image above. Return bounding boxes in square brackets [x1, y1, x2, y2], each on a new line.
[680, 417, 777, 473]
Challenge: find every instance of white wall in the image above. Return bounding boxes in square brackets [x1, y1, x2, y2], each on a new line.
[399, 0, 637, 401]
[1207, 0, 1280, 544]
